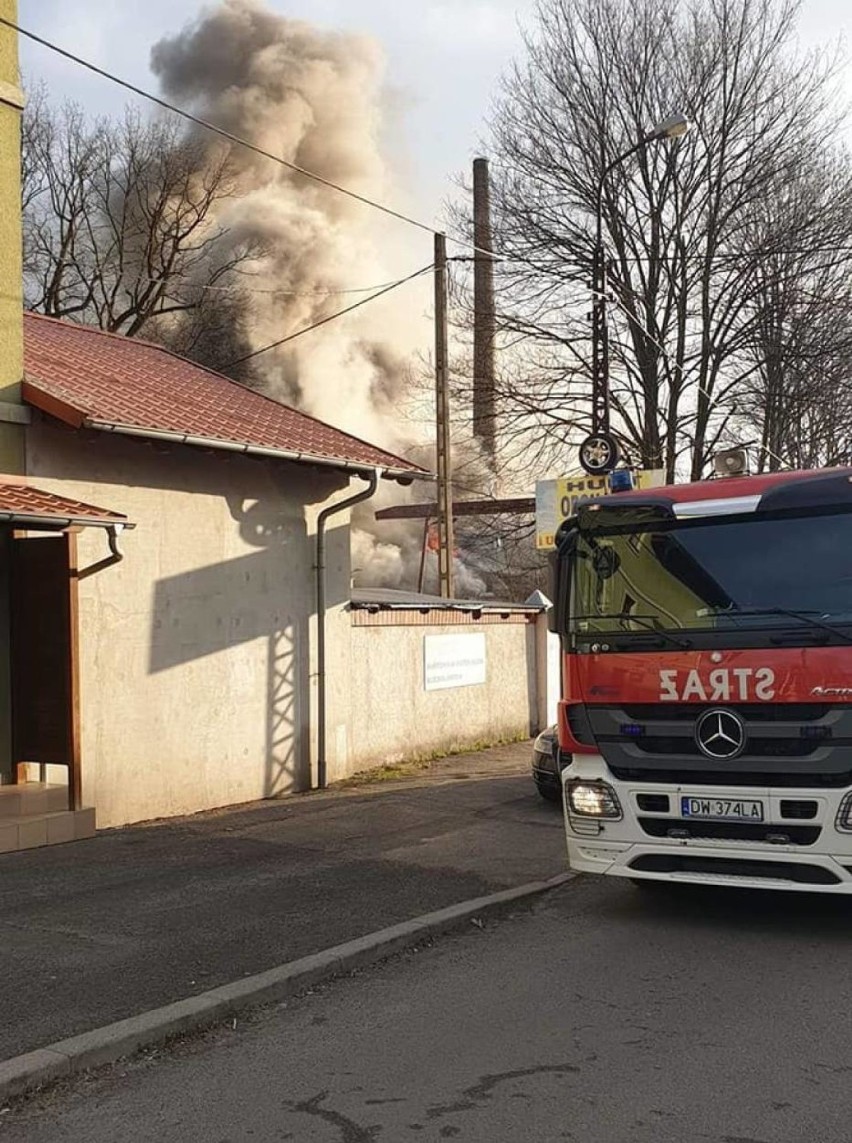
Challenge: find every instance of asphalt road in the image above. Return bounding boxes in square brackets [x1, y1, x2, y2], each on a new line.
[0, 760, 563, 1059]
[5, 876, 852, 1142]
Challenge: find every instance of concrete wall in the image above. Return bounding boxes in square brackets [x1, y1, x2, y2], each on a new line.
[21, 415, 547, 826]
[0, 5, 27, 783]
[0, 1, 25, 468]
[26, 416, 352, 828]
[343, 614, 540, 774]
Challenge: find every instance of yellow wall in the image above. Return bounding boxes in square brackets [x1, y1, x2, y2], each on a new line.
[0, 5, 23, 782]
[0, 0, 24, 472]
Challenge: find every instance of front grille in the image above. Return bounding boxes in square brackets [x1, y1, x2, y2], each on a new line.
[637, 817, 820, 845]
[629, 854, 840, 885]
[635, 736, 819, 759]
[621, 704, 831, 722]
[590, 701, 852, 786]
[611, 765, 852, 788]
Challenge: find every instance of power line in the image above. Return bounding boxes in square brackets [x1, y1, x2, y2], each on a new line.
[3, 15, 493, 257]
[224, 263, 435, 368]
[141, 274, 419, 299]
[469, 247, 852, 279]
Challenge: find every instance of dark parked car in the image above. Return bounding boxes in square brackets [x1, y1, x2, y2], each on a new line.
[532, 726, 570, 802]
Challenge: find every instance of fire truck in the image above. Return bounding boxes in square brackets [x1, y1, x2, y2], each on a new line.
[551, 465, 852, 892]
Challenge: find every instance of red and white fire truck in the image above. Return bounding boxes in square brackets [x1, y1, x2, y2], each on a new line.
[551, 465, 852, 892]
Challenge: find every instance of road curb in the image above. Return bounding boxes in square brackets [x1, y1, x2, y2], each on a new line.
[0, 871, 575, 1105]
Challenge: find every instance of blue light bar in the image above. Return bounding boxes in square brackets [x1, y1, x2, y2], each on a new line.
[800, 726, 832, 739]
[608, 468, 634, 493]
[620, 723, 645, 737]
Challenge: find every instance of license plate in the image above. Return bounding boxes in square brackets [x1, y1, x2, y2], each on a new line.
[680, 796, 764, 822]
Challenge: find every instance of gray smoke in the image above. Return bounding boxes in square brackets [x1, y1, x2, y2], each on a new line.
[150, 1, 489, 597]
[151, 0, 425, 449]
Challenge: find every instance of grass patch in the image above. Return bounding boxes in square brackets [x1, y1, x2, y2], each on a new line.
[338, 759, 432, 786]
[336, 731, 530, 788]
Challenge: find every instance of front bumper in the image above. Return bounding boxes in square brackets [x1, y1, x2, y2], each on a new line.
[562, 755, 852, 893]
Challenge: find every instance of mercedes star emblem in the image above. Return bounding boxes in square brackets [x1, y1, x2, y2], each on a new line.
[695, 708, 746, 760]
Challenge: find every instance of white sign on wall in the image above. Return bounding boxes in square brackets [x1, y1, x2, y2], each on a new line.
[423, 633, 487, 691]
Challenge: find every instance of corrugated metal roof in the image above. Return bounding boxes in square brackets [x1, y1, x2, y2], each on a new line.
[350, 587, 544, 613]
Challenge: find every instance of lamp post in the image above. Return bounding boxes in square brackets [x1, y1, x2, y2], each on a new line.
[579, 113, 690, 476]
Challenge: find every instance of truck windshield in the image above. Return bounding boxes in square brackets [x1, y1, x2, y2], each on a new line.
[571, 509, 852, 635]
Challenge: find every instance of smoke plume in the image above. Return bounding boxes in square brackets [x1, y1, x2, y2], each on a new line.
[151, 1, 490, 597]
[151, 0, 425, 450]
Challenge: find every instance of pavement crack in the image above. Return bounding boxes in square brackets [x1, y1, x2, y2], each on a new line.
[283, 1090, 381, 1142]
[426, 1062, 580, 1120]
[463, 1062, 580, 1102]
[0, 919, 129, 947]
[425, 1100, 478, 1119]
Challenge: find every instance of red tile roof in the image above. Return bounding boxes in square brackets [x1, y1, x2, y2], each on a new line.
[22, 313, 427, 481]
[0, 478, 131, 529]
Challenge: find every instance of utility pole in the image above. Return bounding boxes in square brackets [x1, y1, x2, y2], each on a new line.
[472, 158, 496, 465]
[579, 114, 690, 476]
[433, 232, 455, 598]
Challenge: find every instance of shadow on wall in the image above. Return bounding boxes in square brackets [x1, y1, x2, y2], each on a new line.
[148, 483, 349, 798]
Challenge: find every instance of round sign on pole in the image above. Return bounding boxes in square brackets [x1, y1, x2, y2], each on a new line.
[578, 432, 620, 475]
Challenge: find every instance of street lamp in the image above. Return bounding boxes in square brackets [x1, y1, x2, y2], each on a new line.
[579, 113, 690, 476]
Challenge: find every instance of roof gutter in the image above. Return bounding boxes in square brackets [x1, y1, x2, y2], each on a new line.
[0, 510, 133, 530]
[84, 418, 427, 484]
[316, 468, 382, 790]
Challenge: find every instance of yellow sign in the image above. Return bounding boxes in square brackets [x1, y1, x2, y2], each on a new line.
[535, 470, 665, 550]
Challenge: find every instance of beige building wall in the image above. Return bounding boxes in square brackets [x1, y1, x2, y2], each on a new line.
[0, 0, 25, 468]
[21, 415, 544, 826]
[344, 617, 539, 775]
[0, 5, 26, 784]
[26, 415, 353, 828]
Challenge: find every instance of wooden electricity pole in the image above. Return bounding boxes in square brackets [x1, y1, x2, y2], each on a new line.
[433, 232, 455, 598]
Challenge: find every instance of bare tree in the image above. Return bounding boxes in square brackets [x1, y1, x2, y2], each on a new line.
[733, 154, 852, 469]
[470, 0, 852, 480]
[22, 94, 260, 378]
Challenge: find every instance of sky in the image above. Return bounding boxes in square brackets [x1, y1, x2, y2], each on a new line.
[20, 0, 847, 222]
[17, 0, 542, 232]
[15, 0, 852, 270]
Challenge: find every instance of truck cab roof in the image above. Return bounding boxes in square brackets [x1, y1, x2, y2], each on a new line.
[580, 467, 852, 524]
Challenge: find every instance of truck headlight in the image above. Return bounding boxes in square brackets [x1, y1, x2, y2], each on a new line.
[835, 792, 852, 832]
[567, 781, 622, 819]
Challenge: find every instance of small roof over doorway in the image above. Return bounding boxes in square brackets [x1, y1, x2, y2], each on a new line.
[0, 477, 132, 531]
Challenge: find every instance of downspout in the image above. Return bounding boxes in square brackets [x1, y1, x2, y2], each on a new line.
[78, 524, 126, 580]
[316, 468, 381, 789]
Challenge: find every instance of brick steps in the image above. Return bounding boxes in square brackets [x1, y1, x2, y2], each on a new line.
[0, 784, 95, 853]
